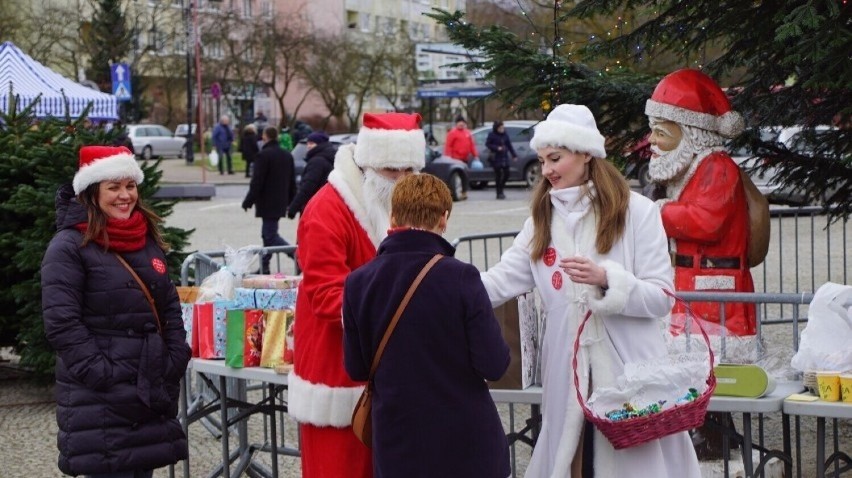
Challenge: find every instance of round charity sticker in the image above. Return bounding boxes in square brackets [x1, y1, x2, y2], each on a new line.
[151, 258, 167, 275]
[544, 247, 557, 267]
[551, 270, 563, 290]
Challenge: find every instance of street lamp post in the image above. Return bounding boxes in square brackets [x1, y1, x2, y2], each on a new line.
[184, 1, 195, 164]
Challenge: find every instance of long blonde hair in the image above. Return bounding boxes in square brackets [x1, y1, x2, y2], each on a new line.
[529, 157, 630, 260]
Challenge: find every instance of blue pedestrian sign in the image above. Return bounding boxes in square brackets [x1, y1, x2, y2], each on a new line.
[111, 63, 132, 102]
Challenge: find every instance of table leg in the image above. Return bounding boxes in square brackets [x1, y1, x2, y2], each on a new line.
[742, 412, 753, 477]
[269, 383, 279, 477]
[817, 416, 825, 478]
[782, 413, 792, 478]
[220, 375, 231, 478]
[181, 377, 190, 478]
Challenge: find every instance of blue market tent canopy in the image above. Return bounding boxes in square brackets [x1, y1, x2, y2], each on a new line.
[0, 41, 118, 120]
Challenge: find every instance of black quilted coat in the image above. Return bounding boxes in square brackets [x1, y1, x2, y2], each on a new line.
[41, 184, 190, 476]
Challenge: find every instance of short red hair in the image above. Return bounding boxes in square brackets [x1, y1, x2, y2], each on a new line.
[391, 174, 452, 230]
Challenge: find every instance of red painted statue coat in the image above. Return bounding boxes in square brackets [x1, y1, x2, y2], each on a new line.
[661, 151, 756, 336]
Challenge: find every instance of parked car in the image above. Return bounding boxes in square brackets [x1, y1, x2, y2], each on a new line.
[173, 123, 197, 159]
[290, 133, 356, 183]
[127, 124, 187, 160]
[462, 120, 541, 189]
[422, 147, 469, 202]
[762, 125, 837, 206]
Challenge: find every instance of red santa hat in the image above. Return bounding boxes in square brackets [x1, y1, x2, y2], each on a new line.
[529, 104, 607, 158]
[354, 112, 426, 171]
[73, 145, 144, 195]
[645, 68, 744, 138]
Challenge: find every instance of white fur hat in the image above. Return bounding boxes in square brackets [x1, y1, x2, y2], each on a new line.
[529, 104, 607, 158]
[73, 145, 143, 194]
[354, 113, 426, 171]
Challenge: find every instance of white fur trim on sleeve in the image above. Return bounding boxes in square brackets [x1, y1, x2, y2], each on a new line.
[287, 371, 365, 427]
[587, 260, 636, 315]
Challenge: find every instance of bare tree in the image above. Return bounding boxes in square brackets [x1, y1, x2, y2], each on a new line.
[253, 11, 313, 129]
[371, 32, 418, 112]
[299, 34, 361, 130]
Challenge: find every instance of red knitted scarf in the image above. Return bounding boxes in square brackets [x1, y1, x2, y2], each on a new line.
[75, 210, 149, 252]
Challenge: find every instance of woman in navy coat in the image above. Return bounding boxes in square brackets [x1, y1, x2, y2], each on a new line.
[343, 173, 511, 478]
[485, 121, 517, 200]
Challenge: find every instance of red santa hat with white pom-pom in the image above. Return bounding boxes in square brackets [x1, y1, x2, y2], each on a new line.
[353, 112, 426, 171]
[73, 145, 144, 195]
[644, 68, 745, 139]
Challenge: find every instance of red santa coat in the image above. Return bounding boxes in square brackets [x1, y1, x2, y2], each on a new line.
[289, 147, 380, 428]
[661, 151, 756, 336]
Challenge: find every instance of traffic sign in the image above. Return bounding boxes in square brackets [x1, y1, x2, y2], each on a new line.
[211, 82, 222, 100]
[111, 63, 132, 102]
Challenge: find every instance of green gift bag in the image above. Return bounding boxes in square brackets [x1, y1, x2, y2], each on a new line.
[225, 309, 246, 368]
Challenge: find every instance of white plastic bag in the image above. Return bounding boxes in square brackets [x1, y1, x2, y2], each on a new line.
[197, 245, 260, 303]
[790, 282, 852, 372]
[209, 149, 219, 167]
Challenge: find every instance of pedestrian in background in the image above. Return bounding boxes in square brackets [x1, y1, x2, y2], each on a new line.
[485, 120, 517, 200]
[287, 131, 336, 219]
[443, 115, 476, 200]
[289, 112, 426, 478]
[343, 173, 511, 477]
[279, 126, 294, 151]
[241, 127, 296, 274]
[239, 124, 260, 178]
[41, 145, 191, 477]
[480, 104, 700, 477]
[212, 115, 235, 175]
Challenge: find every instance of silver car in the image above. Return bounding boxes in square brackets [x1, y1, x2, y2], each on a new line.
[127, 124, 187, 160]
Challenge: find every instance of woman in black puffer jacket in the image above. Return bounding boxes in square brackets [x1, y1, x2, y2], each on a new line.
[41, 145, 191, 478]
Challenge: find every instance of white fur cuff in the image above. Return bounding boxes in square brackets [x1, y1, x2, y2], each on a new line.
[72, 153, 144, 194]
[587, 260, 635, 315]
[287, 371, 365, 428]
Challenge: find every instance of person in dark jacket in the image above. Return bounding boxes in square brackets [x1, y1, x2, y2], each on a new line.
[239, 124, 260, 178]
[485, 120, 518, 200]
[342, 173, 511, 478]
[212, 115, 234, 175]
[287, 131, 336, 219]
[41, 145, 191, 478]
[242, 126, 297, 273]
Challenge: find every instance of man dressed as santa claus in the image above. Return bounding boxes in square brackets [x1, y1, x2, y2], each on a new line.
[288, 112, 425, 477]
[645, 68, 756, 336]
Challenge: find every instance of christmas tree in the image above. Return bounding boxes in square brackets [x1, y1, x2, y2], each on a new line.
[0, 90, 192, 373]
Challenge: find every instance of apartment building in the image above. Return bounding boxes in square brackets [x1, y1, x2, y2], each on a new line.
[5, 0, 467, 130]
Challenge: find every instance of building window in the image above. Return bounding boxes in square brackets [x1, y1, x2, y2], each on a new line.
[207, 40, 224, 59]
[174, 33, 187, 54]
[148, 28, 167, 52]
[260, 0, 272, 17]
[359, 12, 370, 32]
[346, 10, 358, 29]
[242, 0, 252, 17]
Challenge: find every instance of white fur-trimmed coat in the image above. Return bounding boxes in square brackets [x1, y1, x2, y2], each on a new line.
[481, 192, 701, 478]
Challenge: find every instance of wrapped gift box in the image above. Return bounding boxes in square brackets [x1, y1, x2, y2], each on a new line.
[233, 287, 298, 311]
[242, 274, 302, 290]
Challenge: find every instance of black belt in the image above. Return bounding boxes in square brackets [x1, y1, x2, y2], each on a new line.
[674, 254, 741, 269]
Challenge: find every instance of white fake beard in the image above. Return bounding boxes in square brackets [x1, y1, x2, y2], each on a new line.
[362, 169, 396, 239]
[648, 136, 696, 183]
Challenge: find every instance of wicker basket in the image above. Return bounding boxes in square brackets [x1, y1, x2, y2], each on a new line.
[572, 304, 716, 450]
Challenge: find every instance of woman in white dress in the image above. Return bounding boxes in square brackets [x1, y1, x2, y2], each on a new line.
[481, 104, 701, 477]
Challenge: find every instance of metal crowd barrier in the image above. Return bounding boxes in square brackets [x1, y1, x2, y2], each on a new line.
[451, 205, 850, 296]
[180, 245, 300, 287]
